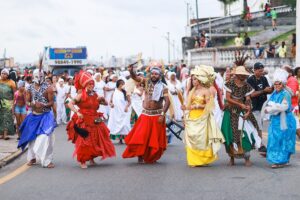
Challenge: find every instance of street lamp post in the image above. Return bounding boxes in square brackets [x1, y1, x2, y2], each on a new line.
[167, 32, 170, 64]
[195, 0, 200, 36]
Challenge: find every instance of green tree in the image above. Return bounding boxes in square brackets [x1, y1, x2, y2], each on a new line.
[283, 0, 296, 8]
[218, 0, 239, 16]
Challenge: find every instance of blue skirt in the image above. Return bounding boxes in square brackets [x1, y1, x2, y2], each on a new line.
[267, 113, 296, 165]
[18, 111, 57, 150]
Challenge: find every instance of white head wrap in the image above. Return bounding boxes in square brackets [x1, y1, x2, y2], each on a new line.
[93, 73, 101, 80]
[168, 72, 176, 80]
[87, 69, 94, 75]
[122, 71, 130, 77]
[58, 78, 64, 83]
[110, 74, 117, 80]
[272, 68, 289, 84]
[1, 68, 9, 75]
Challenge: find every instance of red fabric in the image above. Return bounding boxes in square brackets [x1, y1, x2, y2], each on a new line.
[74, 70, 94, 102]
[287, 76, 299, 108]
[66, 93, 116, 163]
[122, 114, 167, 163]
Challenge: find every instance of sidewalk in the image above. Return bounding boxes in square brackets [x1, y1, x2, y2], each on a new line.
[0, 135, 24, 168]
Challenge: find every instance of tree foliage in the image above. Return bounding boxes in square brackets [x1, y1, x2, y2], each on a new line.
[283, 0, 296, 8]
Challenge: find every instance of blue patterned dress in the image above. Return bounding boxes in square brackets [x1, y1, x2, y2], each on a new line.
[267, 89, 296, 165]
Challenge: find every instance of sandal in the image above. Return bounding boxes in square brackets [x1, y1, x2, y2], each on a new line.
[271, 164, 284, 169]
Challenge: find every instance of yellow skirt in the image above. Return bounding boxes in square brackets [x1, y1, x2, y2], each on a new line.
[186, 109, 218, 166]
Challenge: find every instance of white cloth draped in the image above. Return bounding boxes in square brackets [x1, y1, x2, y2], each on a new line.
[131, 87, 143, 117]
[105, 81, 116, 116]
[27, 134, 55, 167]
[107, 89, 131, 136]
[167, 80, 183, 121]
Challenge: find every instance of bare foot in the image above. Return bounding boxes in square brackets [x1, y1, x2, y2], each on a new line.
[27, 159, 36, 166]
[90, 159, 97, 166]
[245, 160, 252, 167]
[47, 163, 55, 168]
[228, 158, 235, 166]
[80, 162, 88, 169]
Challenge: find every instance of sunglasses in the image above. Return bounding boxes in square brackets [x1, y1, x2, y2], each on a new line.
[274, 82, 282, 86]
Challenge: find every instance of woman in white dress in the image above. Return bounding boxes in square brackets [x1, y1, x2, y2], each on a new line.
[107, 79, 131, 144]
[104, 74, 117, 117]
[94, 73, 108, 118]
[167, 72, 184, 121]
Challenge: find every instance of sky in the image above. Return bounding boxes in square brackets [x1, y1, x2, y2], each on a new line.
[0, 0, 264, 64]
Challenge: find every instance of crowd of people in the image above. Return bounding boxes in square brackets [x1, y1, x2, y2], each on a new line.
[0, 57, 299, 170]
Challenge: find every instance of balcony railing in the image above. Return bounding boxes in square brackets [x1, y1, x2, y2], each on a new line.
[187, 46, 295, 69]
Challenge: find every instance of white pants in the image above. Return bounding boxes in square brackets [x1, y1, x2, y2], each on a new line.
[253, 111, 262, 131]
[27, 134, 55, 167]
[56, 102, 67, 124]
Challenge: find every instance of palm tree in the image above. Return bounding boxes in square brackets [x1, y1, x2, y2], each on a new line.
[218, 0, 239, 16]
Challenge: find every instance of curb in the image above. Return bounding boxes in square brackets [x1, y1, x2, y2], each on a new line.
[0, 149, 27, 168]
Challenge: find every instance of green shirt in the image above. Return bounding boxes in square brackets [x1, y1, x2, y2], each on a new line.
[271, 10, 277, 19]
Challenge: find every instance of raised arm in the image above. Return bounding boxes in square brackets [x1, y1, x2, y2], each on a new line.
[128, 65, 145, 84]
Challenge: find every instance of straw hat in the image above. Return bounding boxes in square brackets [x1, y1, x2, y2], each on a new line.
[234, 66, 250, 76]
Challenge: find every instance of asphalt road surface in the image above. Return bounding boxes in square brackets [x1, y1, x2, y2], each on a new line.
[0, 125, 300, 200]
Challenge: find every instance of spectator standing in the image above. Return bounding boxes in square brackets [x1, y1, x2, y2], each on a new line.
[274, 41, 280, 57]
[266, 42, 275, 58]
[270, 8, 277, 31]
[234, 33, 244, 47]
[278, 41, 287, 58]
[247, 62, 273, 154]
[199, 36, 207, 48]
[244, 32, 251, 46]
[253, 42, 264, 59]
[291, 33, 296, 58]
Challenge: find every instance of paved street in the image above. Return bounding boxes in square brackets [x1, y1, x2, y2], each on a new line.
[0, 125, 300, 200]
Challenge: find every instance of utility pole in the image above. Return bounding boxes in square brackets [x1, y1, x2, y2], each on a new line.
[172, 40, 176, 62]
[186, 2, 190, 26]
[195, 0, 200, 36]
[167, 32, 170, 64]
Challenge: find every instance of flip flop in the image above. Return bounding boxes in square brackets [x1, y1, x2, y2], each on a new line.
[271, 164, 284, 169]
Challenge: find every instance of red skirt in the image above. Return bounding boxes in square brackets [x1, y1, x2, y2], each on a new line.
[122, 114, 167, 163]
[67, 113, 116, 163]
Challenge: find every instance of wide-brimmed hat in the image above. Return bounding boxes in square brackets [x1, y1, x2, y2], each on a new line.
[234, 66, 250, 76]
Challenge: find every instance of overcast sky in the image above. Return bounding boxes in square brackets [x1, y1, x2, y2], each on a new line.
[0, 0, 262, 64]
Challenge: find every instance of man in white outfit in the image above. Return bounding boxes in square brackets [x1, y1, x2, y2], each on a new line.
[56, 78, 68, 124]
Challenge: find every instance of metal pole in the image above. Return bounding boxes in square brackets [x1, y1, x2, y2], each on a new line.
[209, 17, 212, 40]
[173, 40, 176, 62]
[167, 32, 170, 63]
[195, 0, 200, 36]
[186, 2, 190, 26]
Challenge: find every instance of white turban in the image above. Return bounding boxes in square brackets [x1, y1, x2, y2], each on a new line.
[272, 68, 289, 84]
[110, 74, 117, 80]
[168, 72, 176, 79]
[87, 69, 94, 75]
[122, 71, 130, 77]
[93, 73, 101, 80]
[1, 68, 9, 75]
[58, 78, 64, 83]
